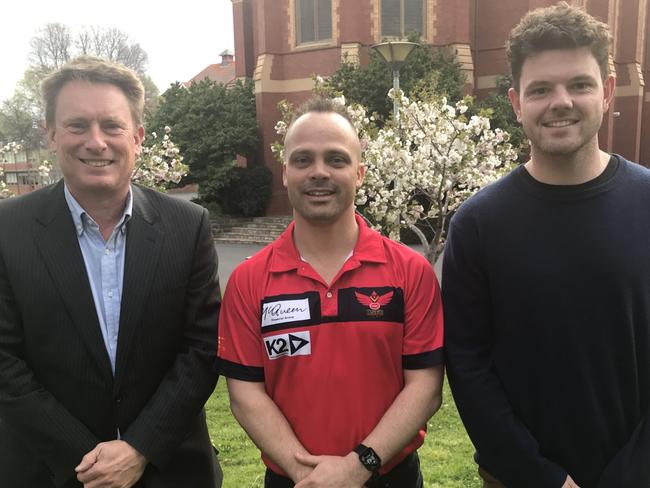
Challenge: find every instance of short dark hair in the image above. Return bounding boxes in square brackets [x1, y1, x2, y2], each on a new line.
[41, 56, 145, 128]
[289, 97, 357, 133]
[507, 2, 611, 91]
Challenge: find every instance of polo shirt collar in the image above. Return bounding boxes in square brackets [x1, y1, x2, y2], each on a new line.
[269, 213, 387, 273]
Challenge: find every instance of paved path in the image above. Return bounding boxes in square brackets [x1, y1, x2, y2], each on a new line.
[215, 241, 443, 290]
[215, 242, 265, 289]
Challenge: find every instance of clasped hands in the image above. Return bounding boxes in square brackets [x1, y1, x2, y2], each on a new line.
[75, 440, 146, 488]
[291, 451, 372, 488]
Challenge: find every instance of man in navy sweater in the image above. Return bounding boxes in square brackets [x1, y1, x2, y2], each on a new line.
[443, 3, 650, 487]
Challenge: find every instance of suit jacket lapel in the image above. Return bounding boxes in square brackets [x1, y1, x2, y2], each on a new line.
[114, 186, 163, 388]
[32, 181, 113, 377]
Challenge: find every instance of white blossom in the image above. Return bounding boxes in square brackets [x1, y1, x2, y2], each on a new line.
[132, 128, 188, 191]
[38, 160, 53, 179]
[274, 120, 288, 136]
[332, 95, 346, 107]
[355, 92, 517, 263]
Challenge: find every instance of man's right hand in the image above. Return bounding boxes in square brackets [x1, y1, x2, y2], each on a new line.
[289, 462, 314, 484]
[75, 440, 146, 488]
[562, 475, 581, 488]
[293, 452, 369, 488]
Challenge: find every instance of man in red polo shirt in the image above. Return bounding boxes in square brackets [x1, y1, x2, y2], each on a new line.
[217, 97, 444, 487]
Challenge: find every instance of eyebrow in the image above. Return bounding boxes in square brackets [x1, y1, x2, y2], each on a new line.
[325, 150, 351, 160]
[61, 115, 130, 127]
[62, 116, 87, 124]
[526, 74, 598, 87]
[287, 148, 312, 157]
[101, 118, 128, 126]
[288, 148, 352, 158]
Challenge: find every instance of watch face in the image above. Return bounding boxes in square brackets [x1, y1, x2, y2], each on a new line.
[361, 450, 381, 470]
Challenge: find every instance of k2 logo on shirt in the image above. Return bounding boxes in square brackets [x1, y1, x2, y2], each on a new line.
[264, 331, 311, 360]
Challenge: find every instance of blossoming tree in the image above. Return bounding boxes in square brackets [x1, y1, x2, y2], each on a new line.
[357, 91, 518, 264]
[273, 89, 519, 265]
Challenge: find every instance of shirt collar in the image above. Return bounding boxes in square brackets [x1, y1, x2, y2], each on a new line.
[64, 183, 133, 237]
[269, 213, 387, 273]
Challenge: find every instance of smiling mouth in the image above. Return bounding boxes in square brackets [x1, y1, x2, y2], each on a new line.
[80, 159, 112, 167]
[543, 120, 578, 128]
[305, 189, 334, 197]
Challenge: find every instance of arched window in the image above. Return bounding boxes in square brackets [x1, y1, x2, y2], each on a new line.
[297, 0, 332, 44]
[381, 0, 425, 38]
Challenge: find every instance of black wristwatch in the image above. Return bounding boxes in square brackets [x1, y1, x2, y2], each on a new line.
[353, 443, 381, 480]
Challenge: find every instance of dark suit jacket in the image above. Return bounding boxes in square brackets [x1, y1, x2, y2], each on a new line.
[0, 181, 221, 487]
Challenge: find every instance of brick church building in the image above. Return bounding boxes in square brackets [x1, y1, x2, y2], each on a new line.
[231, 0, 650, 215]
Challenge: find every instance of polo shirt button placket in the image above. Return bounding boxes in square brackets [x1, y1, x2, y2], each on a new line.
[326, 291, 333, 298]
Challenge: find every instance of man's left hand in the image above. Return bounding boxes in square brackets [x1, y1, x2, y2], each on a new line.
[75, 440, 147, 488]
[293, 452, 370, 488]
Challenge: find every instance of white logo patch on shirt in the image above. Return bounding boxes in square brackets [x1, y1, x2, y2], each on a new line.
[261, 298, 310, 328]
[264, 331, 311, 360]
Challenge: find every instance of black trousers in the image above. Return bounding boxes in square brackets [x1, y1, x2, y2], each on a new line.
[264, 451, 423, 488]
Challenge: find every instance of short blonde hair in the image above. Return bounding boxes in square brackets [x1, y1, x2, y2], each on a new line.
[41, 56, 145, 128]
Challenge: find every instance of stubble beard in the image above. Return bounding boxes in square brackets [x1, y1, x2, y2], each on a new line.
[529, 115, 602, 160]
[290, 188, 356, 226]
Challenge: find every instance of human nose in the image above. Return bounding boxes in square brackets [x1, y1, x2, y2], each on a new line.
[549, 86, 573, 110]
[309, 159, 330, 180]
[84, 124, 108, 152]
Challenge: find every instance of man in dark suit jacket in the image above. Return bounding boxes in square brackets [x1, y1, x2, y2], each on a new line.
[0, 56, 222, 487]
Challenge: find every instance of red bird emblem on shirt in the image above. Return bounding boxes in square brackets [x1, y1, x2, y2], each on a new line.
[355, 290, 394, 311]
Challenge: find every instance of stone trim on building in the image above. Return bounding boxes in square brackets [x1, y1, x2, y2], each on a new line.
[253, 54, 314, 94]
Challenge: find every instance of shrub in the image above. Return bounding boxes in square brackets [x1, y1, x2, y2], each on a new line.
[202, 165, 273, 217]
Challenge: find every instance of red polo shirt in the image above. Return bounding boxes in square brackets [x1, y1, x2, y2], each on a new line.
[217, 214, 443, 475]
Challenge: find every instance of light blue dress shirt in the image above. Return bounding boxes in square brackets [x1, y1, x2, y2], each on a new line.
[64, 185, 132, 374]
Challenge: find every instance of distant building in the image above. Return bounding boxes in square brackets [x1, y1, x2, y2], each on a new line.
[232, 0, 650, 215]
[184, 50, 237, 87]
[0, 148, 56, 196]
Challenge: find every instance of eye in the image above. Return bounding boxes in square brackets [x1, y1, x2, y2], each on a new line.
[528, 86, 549, 97]
[103, 122, 125, 135]
[571, 81, 592, 91]
[66, 121, 87, 134]
[329, 155, 348, 167]
[291, 155, 311, 167]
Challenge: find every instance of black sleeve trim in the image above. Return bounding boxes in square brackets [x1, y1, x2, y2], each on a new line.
[214, 358, 265, 381]
[402, 348, 444, 369]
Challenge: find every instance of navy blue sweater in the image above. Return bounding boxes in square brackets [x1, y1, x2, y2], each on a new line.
[443, 155, 650, 488]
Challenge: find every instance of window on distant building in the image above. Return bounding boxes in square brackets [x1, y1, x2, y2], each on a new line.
[381, 0, 425, 38]
[1, 152, 15, 164]
[16, 151, 27, 163]
[5, 173, 17, 184]
[18, 172, 38, 185]
[297, 0, 332, 44]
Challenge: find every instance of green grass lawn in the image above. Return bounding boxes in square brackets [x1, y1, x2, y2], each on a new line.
[205, 376, 479, 487]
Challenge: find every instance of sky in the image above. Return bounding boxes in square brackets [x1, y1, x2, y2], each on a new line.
[0, 0, 234, 102]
